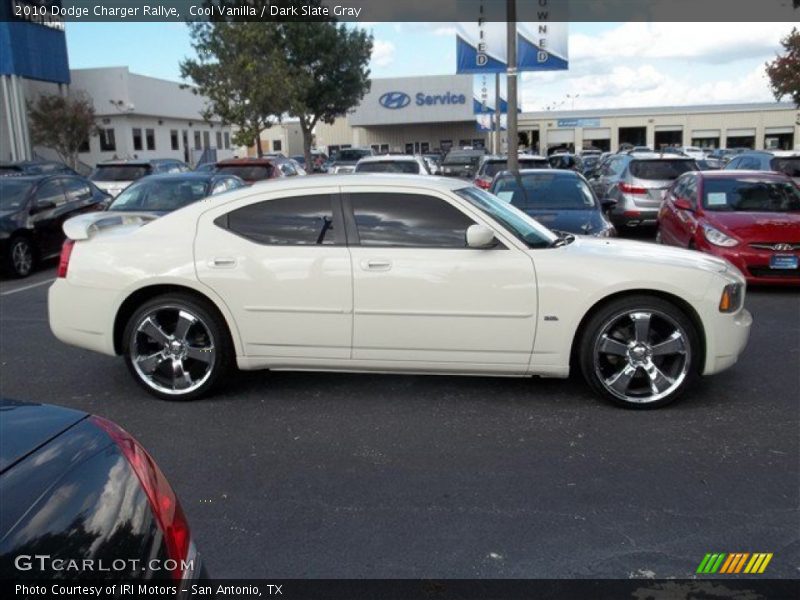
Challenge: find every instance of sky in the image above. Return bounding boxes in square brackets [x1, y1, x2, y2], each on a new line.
[64, 21, 792, 111]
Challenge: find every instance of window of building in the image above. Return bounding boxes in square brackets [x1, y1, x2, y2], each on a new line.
[440, 140, 453, 152]
[99, 129, 116, 152]
[194, 131, 202, 150]
[221, 195, 336, 246]
[203, 131, 211, 149]
[145, 129, 156, 151]
[171, 130, 179, 151]
[132, 128, 143, 151]
[350, 193, 475, 248]
[216, 131, 222, 149]
[224, 132, 231, 149]
[78, 138, 90, 153]
[273, 140, 282, 152]
[458, 139, 470, 148]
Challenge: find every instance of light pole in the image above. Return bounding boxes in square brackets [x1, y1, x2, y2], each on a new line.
[566, 93, 580, 110]
[506, 0, 518, 171]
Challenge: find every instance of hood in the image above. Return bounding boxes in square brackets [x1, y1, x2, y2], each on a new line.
[525, 208, 608, 236]
[568, 237, 729, 274]
[705, 211, 800, 243]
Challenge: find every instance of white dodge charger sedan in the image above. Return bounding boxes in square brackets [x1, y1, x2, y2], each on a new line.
[48, 175, 752, 408]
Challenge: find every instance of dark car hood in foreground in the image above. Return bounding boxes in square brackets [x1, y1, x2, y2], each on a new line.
[524, 208, 609, 236]
[0, 399, 87, 473]
[706, 211, 800, 242]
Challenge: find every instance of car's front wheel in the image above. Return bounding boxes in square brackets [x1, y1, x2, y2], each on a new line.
[6, 236, 35, 278]
[579, 295, 700, 408]
[123, 293, 233, 401]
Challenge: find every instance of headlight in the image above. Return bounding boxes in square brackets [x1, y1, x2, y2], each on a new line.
[702, 224, 739, 247]
[719, 282, 744, 313]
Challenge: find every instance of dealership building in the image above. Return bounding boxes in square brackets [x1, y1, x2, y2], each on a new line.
[313, 74, 799, 156]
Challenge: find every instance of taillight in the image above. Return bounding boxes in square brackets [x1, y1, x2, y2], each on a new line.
[475, 177, 491, 189]
[90, 416, 192, 581]
[619, 182, 647, 195]
[57, 239, 75, 278]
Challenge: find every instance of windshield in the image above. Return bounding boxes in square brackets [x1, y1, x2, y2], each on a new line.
[493, 173, 598, 210]
[356, 161, 420, 174]
[91, 165, 151, 182]
[455, 186, 558, 249]
[337, 149, 372, 162]
[702, 178, 800, 212]
[0, 179, 33, 211]
[629, 159, 696, 180]
[108, 179, 209, 212]
[216, 165, 272, 181]
[770, 157, 800, 178]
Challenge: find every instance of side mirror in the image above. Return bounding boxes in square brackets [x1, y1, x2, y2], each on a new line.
[31, 200, 56, 214]
[674, 197, 693, 211]
[466, 224, 497, 248]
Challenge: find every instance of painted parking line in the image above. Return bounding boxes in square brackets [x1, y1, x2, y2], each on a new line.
[0, 278, 55, 297]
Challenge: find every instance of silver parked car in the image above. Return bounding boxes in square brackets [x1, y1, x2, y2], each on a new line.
[589, 153, 697, 231]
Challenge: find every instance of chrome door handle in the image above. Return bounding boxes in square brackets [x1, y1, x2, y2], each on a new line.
[361, 259, 392, 271]
[209, 257, 236, 268]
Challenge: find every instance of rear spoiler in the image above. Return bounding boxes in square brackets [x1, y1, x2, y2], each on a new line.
[63, 212, 159, 241]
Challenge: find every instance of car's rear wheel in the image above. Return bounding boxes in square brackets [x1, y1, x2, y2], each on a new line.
[7, 236, 35, 278]
[123, 293, 233, 401]
[579, 295, 700, 408]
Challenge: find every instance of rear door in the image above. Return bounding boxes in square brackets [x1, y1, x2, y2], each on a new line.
[30, 177, 69, 256]
[195, 186, 353, 360]
[343, 185, 537, 370]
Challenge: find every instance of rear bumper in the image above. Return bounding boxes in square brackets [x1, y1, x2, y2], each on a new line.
[48, 279, 118, 356]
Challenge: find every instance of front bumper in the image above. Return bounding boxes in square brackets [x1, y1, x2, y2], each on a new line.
[703, 307, 753, 375]
[698, 242, 800, 286]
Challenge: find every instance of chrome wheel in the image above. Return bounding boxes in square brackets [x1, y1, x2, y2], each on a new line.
[11, 239, 33, 277]
[129, 305, 216, 396]
[593, 309, 690, 404]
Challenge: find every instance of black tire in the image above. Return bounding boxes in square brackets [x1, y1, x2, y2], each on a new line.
[578, 295, 701, 409]
[5, 236, 35, 278]
[122, 293, 234, 401]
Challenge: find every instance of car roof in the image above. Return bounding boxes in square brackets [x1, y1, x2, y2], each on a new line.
[249, 173, 469, 192]
[358, 155, 419, 163]
[699, 170, 793, 180]
[216, 157, 279, 166]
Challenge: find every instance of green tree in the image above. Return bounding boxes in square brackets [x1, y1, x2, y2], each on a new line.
[766, 27, 800, 108]
[27, 92, 97, 169]
[275, 20, 373, 169]
[180, 20, 291, 157]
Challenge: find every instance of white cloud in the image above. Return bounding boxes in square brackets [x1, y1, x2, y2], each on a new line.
[371, 40, 396, 68]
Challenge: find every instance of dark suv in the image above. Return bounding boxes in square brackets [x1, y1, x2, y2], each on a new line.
[589, 153, 698, 231]
[724, 150, 800, 184]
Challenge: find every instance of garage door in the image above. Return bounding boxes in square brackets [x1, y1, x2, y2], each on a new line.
[547, 129, 574, 144]
[583, 127, 611, 140]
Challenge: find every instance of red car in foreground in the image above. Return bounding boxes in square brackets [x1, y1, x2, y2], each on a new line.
[658, 170, 800, 285]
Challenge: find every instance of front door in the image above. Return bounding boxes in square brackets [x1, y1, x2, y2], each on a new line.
[195, 187, 352, 360]
[342, 187, 537, 370]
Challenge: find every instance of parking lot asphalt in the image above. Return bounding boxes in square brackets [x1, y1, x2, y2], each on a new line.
[0, 260, 798, 579]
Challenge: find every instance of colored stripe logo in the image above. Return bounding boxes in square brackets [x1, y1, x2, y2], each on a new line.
[697, 553, 773, 574]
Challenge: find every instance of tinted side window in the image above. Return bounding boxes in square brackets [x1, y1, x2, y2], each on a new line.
[350, 193, 476, 248]
[36, 179, 67, 207]
[223, 195, 336, 245]
[62, 177, 92, 202]
[740, 157, 762, 170]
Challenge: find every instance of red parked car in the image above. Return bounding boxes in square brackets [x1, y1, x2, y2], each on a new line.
[214, 156, 302, 184]
[658, 170, 800, 285]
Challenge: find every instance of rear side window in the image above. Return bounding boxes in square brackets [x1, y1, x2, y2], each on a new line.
[350, 193, 475, 248]
[91, 165, 151, 181]
[222, 195, 336, 245]
[629, 160, 696, 180]
[771, 157, 800, 178]
[62, 177, 93, 202]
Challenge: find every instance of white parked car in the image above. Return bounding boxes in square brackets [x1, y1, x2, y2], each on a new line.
[355, 155, 431, 175]
[49, 175, 752, 408]
[676, 146, 708, 160]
